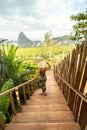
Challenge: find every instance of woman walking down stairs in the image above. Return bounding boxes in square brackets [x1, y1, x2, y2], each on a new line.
[5, 70, 81, 130]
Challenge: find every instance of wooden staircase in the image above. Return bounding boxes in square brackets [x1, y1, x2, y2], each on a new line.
[5, 70, 81, 130]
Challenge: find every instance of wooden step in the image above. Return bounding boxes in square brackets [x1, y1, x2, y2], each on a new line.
[27, 99, 67, 105]
[5, 122, 81, 130]
[31, 92, 64, 98]
[22, 104, 70, 112]
[11, 111, 74, 123]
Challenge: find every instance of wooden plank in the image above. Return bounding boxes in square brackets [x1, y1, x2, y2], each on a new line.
[22, 104, 70, 112]
[5, 123, 81, 130]
[11, 111, 74, 123]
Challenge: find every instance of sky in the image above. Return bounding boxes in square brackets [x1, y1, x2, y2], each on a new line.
[0, 0, 87, 41]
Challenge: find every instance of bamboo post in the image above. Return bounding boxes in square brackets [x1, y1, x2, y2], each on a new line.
[15, 88, 22, 111]
[9, 92, 16, 115]
[22, 85, 27, 104]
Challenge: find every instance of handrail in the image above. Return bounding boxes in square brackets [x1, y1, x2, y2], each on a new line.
[56, 73, 87, 104]
[0, 73, 39, 98]
[0, 73, 39, 129]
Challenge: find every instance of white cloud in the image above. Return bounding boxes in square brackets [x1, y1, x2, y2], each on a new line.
[76, 0, 85, 3]
[0, 0, 86, 40]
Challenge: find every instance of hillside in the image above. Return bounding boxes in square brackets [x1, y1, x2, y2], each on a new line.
[52, 35, 71, 44]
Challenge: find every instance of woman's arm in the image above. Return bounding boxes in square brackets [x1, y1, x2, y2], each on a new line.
[46, 62, 51, 70]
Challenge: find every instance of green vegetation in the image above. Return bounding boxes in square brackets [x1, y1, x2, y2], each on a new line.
[0, 111, 6, 124]
[16, 44, 75, 58]
[70, 3, 87, 41]
[0, 43, 38, 89]
[15, 44, 75, 68]
[44, 31, 53, 58]
[0, 79, 14, 123]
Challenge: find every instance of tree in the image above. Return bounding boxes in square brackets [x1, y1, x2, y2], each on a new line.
[0, 43, 21, 86]
[44, 31, 53, 58]
[70, 7, 87, 41]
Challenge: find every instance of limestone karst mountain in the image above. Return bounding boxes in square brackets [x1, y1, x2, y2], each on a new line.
[18, 32, 33, 47]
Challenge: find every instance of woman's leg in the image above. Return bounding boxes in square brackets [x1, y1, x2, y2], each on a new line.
[42, 86, 46, 93]
[42, 82, 47, 96]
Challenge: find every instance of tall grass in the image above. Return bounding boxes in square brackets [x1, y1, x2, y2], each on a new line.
[15, 44, 75, 68]
[16, 44, 75, 58]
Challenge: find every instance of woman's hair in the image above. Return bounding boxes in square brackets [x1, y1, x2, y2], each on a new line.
[40, 68, 46, 74]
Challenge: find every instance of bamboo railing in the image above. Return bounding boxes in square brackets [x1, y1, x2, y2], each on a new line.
[54, 38, 87, 130]
[0, 74, 39, 129]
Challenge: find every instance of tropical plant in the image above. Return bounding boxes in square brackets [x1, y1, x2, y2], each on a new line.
[2, 43, 18, 61]
[0, 111, 6, 124]
[44, 31, 53, 58]
[70, 4, 87, 41]
[0, 79, 14, 122]
[1, 43, 22, 85]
